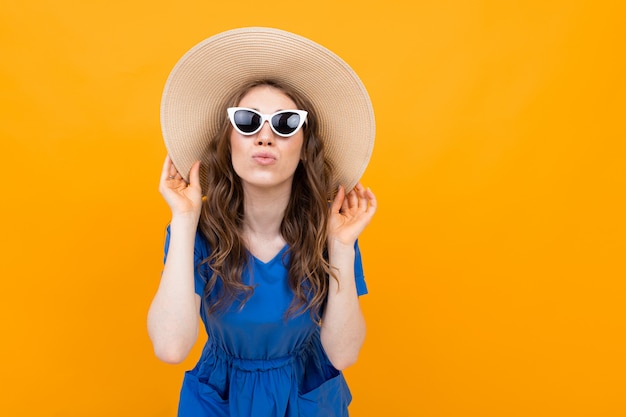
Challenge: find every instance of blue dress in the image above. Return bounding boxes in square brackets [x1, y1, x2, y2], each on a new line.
[164, 229, 368, 417]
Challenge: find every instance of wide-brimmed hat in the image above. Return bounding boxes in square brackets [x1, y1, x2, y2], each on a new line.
[161, 27, 375, 192]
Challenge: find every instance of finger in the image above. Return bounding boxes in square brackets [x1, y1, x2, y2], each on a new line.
[365, 187, 378, 215]
[168, 162, 180, 180]
[188, 160, 201, 188]
[160, 155, 176, 186]
[162, 155, 184, 182]
[354, 183, 368, 211]
[346, 186, 359, 211]
[330, 185, 345, 214]
[341, 189, 351, 213]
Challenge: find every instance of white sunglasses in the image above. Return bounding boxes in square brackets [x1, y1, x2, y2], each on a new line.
[227, 107, 308, 137]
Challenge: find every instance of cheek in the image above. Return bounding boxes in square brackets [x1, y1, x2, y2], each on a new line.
[230, 132, 246, 157]
[290, 136, 305, 160]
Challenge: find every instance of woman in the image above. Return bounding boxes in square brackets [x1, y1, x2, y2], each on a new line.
[148, 28, 376, 417]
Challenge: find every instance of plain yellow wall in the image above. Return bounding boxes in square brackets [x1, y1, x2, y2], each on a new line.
[2, 0, 625, 416]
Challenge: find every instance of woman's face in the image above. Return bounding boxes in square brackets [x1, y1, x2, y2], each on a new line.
[230, 85, 305, 193]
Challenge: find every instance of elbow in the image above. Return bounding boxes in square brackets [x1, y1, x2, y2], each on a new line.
[150, 333, 194, 364]
[321, 326, 366, 371]
[325, 338, 364, 370]
[153, 343, 190, 364]
[327, 351, 360, 371]
[147, 317, 198, 364]
[330, 355, 357, 371]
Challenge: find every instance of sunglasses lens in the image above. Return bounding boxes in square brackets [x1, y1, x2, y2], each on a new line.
[272, 112, 301, 135]
[233, 110, 261, 133]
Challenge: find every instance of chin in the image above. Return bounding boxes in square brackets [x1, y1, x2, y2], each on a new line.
[240, 176, 295, 192]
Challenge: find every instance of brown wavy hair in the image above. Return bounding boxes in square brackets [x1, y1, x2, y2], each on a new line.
[198, 79, 336, 322]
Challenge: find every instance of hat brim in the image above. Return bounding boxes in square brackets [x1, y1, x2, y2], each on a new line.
[161, 27, 375, 192]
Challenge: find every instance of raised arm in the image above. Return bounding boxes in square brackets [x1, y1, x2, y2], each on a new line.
[147, 156, 203, 364]
[321, 183, 377, 370]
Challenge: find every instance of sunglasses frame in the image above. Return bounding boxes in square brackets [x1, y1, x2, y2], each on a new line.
[227, 107, 308, 138]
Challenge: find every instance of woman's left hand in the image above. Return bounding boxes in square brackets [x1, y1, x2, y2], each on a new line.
[327, 183, 377, 248]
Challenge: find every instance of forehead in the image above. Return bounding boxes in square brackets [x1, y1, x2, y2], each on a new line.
[237, 85, 297, 112]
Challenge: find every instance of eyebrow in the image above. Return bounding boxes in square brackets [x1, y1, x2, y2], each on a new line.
[239, 106, 293, 113]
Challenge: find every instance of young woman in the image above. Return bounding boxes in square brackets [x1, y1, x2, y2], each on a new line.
[148, 28, 376, 417]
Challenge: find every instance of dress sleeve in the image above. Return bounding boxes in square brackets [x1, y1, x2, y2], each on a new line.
[163, 225, 209, 297]
[354, 240, 368, 296]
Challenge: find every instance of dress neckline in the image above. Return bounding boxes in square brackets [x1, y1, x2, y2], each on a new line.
[248, 244, 289, 266]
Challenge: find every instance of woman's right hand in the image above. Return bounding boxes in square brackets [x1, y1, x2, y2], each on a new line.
[159, 155, 203, 222]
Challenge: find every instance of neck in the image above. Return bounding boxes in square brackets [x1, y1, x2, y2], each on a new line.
[241, 183, 291, 239]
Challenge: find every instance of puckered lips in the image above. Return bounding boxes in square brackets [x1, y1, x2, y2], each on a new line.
[252, 151, 277, 165]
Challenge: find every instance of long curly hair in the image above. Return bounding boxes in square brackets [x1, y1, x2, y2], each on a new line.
[198, 79, 336, 322]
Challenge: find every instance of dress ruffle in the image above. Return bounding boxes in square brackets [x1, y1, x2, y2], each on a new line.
[178, 330, 351, 417]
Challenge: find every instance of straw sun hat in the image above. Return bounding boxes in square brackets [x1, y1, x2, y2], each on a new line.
[161, 27, 375, 192]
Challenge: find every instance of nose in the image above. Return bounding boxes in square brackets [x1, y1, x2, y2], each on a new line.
[256, 121, 273, 145]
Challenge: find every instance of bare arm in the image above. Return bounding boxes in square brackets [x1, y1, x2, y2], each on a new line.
[320, 184, 377, 370]
[147, 156, 203, 364]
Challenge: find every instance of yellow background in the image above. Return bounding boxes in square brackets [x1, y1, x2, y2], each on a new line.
[2, 0, 625, 415]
